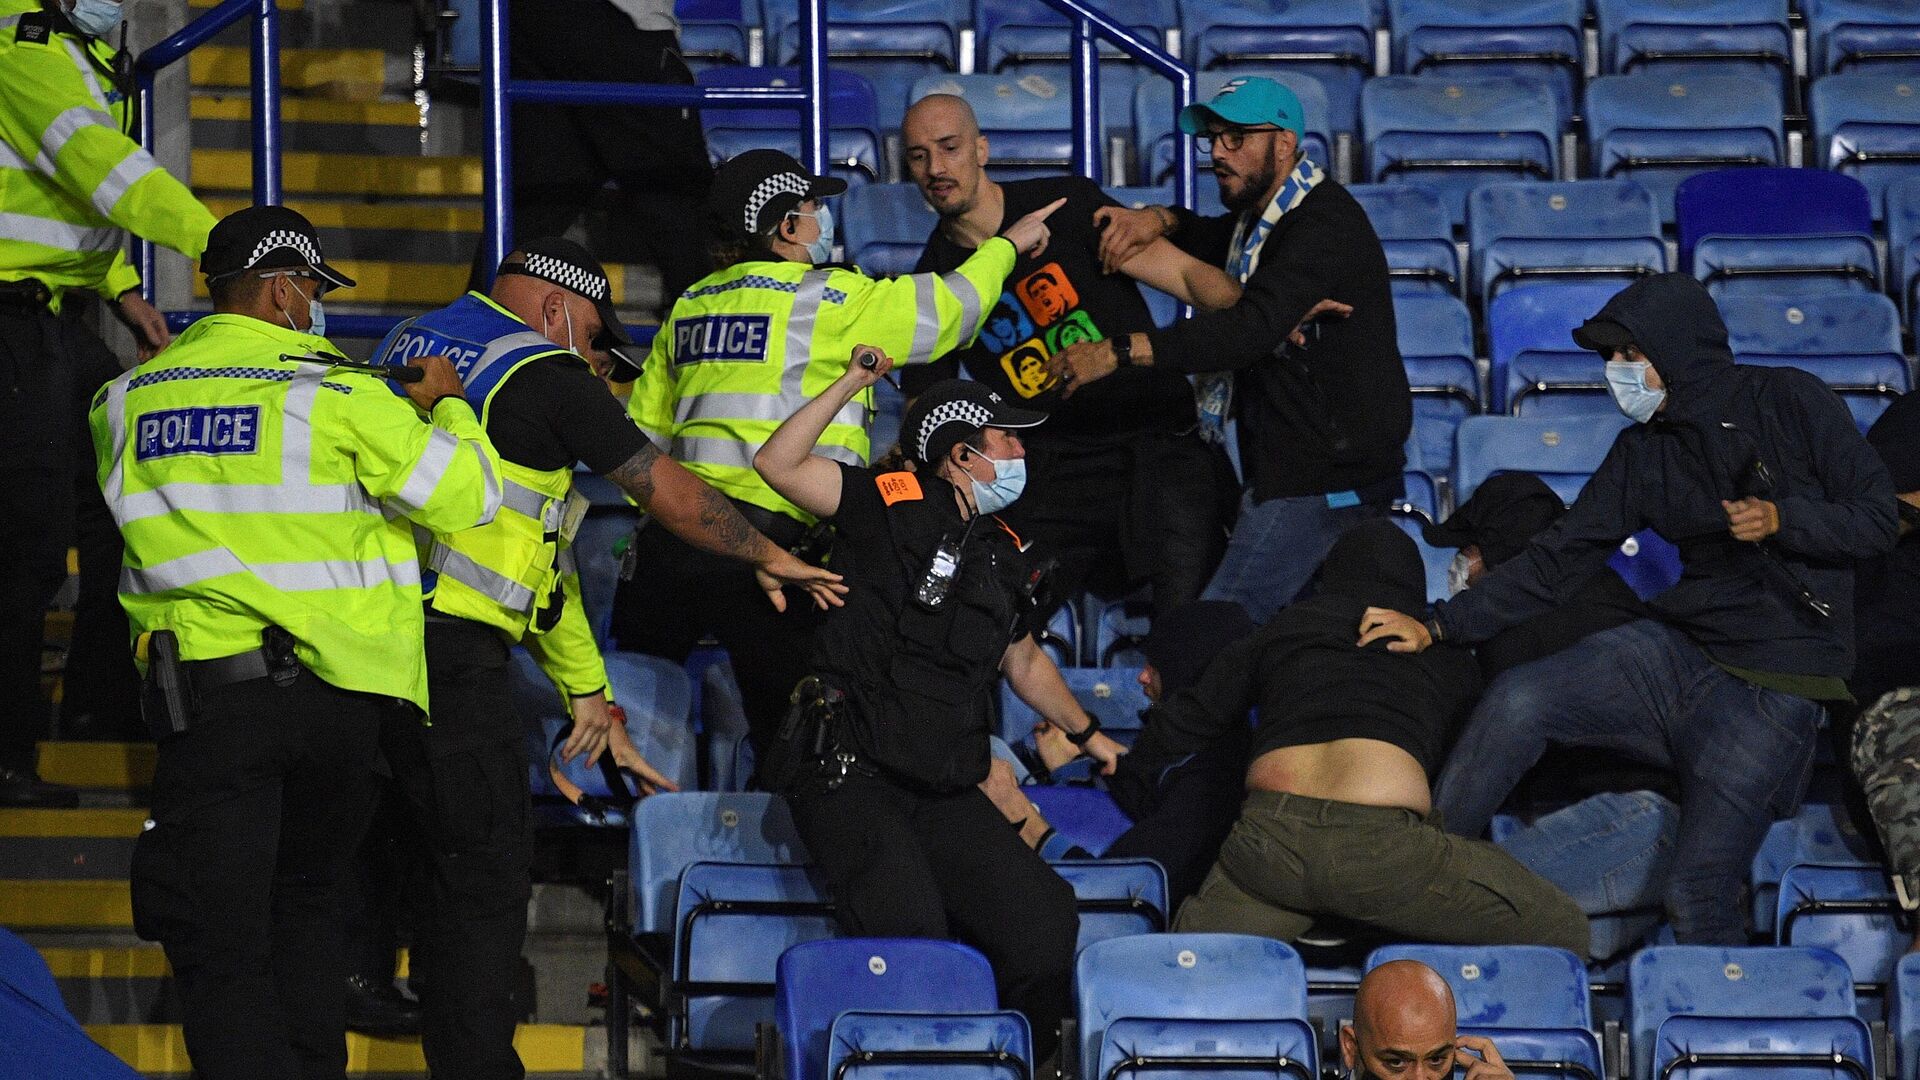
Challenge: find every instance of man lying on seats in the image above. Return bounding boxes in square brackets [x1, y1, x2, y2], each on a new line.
[1347, 960, 1515, 1080]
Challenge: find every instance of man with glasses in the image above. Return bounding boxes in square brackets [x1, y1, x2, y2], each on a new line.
[1052, 76, 1411, 622]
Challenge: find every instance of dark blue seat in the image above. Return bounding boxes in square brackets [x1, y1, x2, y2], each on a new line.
[1677, 169, 1879, 301]
[1025, 786, 1135, 856]
[1388, 0, 1584, 118]
[906, 74, 1080, 182]
[673, 861, 838, 1054]
[1453, 413, 1632, 504]
[1627, 945, 1860, 1080]
[1595, 0, 1792, 94]
[1485, 282, 1629, 416]
[1051, 857, 1170, 949]
[827, 1010, 1032, 1080]
[841, 182, 937, 278]
[1749, 803, 1881, 937]
[676, 0, 756, 71]
[569, 506, 630, 646]
[629, 792, 809, 936]
[0, 928, 141, 1079]
[1074, 933, 1315, 1080]
[974, 0, 1174, 149]
[1366, 945, 1602, 1080]
[1394, 292, 1479, 472]
[1389, 507, 1458, 603]
[765, 0, 962, 132]
[1350, 183, 1461, 298]
[1135, 71, 1334, 186]
[1720, 292, 1909, 430]
[1399, 434, 1445, 521]
[1891, 176, 1920, 323]
[1609, 529, 1684, 601]
[1653, 1015, 1875, 1080]
[698, 655, 754, 793]
[1810, 74, 1920, 213]
[512, 649, 696, 826]
[697, 66, 886, 186]
[1468, 180, 1666, 306]
[1777, 863, 1907, 988]
[1892, 953, 1920, 1080]
[1181, 0, 1373, 139]
[1804, 0, 1920, 76]
[1586, 74, 1785, 224]
[1360, 75, 1564, 225]
[775, 938, 1005, 1080]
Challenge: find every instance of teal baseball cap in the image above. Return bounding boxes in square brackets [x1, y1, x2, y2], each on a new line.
[1176, 76, 1306, 139]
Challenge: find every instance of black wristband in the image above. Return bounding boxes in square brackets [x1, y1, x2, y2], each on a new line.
[1424, 615, 1445, 643]
[1111, 333, 1134, 367]
[1064, 714, 1102, 747]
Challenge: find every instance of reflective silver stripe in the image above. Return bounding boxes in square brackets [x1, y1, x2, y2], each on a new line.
[470, 441, 501, 522]
[38, 105, 113, 173]
[280, 370, 321, 486]
[818, 443, 862, 466]
[123, 549, 418, 595]
[0, 14, 20, 30]
[907, 273, 939, 365]
[500, 479, 550, 520]
[672, 434, 759, 471]
[63, 40, 110, 108]
[428, 543, 537, 613]
[392, 426, 459, 513]
[674, 390, 867, 428]
[942, 270, 985, 345]
[463, 330, 557, 390]
[91, 148, 159, 216]
[783, 271, 831, 396]
[116, 482, 377, 524]
[556, 543, 578, 575]
[0, 210, 120, 252]
[0, 138, 35, 174]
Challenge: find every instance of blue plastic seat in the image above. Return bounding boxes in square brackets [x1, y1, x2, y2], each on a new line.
[698, 67, 886, 186]
[673, 861, 837, 1054]
[1349, 183, 1461, 299]
[1389, 506, 1457, 604]
[1749, 803, 1882, 937]
[906, 74, 1080, 182]
[629, 792, 809, 936]
[1804, 0, 1920, 76]
[1360, 75, 1564, 225]
[1677, 169, 1879, 301]
[1777, 863, 1907, 988]
[1811, 75, 1920, 214]
[840, 183, 937, 277]
[975, 0, 1173, 148]
[1395, 292, 1479, 473]
[998, 666, 1149, 747]
[1609, 529, 1684, 601]
[676, 0, 757, 71]
[1075, 933, 1316, 1080]
[1595, 0, 1792, 93]
[512, 649, 696, 825]
[1453, 413, 1632, 504]
[1135, 71, 1334, 186]
[827, 1010, 1033, 1080]
[1721, 292, 1909, 431]
[1586, 74, 1786, 224]
[1627, 945, 1860, 1080]
[776, 938, 1004, 1080]
[1091, 596, 1152, 669]
[1365, 945, 1603, 1080]
[0, 928, 141, 1078]
[1025, 786, 1135, 857]
[1892, 953, 1920, 1080]
[764, 0, 961, 132]
[1891, 176, 1920, 317]
[1388, 0, 1584, 118]
[569, 507, 632, 647]
[1653, 1015, 1875, 1080]
[1486, 282, 1630, 416]
[1468, 180, 1666, 305]
[698, 656, 754, 793]
[1400, 434, 1445, 522]
[1181, 0, 1373, 139]
[1052, 857, 1170, 950]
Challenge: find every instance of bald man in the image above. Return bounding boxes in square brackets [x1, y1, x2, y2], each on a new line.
[900, 92, 1242, 619]
[1344, 961, 1515, 1080]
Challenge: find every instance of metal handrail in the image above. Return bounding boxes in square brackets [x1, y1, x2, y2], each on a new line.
[1037, 0, 1195, 212]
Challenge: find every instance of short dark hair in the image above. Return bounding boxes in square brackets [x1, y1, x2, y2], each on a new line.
[208, 271, 268, 310]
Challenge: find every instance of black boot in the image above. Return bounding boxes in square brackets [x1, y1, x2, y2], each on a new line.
[344, 973, 422, 1037]
[0, 764, 79, 808]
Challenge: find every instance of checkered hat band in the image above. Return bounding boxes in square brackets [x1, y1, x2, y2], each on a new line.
[915, 399, 994, 461]
[745, 172, 812, 234]
[245, 229, 323, 271]
[522, 253, 608, 301]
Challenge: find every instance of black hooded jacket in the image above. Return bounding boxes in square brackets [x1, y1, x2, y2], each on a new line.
[1433, 274, 1899, 680]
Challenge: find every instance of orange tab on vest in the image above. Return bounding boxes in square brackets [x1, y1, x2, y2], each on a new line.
[876, 471, 924, 505]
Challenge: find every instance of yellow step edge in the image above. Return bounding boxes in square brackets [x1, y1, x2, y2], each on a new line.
[191, 96, 423, 128]
[191, 260, 630, 307]
[39, 945, 171, 980]
[198, 197, 482, 234]
[193, 148, 481, 198]
[0, 807, 149, 838]
[189, 46, 386, 93]
[35, 741, 156, 790]
[67, 546, 80, 575]
[190, 0, 304, 10]
[86, 1023, 588, 1073]
[0, 879, 132, 928]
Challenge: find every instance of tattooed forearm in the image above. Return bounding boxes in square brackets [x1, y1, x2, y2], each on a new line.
[606, 443, 661, 507]
[615, 442, 777, 565]
[690, 481, 771, 561]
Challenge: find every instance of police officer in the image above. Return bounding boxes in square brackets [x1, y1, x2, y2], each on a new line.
[753, 354, 1120, 1063]
[616, 148, 1062, 762]
[1, 0, 220, 804]
[88, 205, 502, 1080]
[369, 238, 845, 1080]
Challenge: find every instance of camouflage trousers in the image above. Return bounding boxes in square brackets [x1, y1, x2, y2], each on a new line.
[1852, 687, 1920, 909]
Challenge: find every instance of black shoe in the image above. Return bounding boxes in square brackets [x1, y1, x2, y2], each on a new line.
[0, 765, 80, 808]
[344, 973, 422, 1037]
[60, 710, 149, 743]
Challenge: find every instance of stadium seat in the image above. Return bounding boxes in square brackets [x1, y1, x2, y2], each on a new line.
[1586, 74, 1785, 224]
[998, 666, 1149, 747]
[1653, 1015, 1875, 1080]
[673, 861, 837, 1054]
[1777, 863, 1907, 988]
[1091, 595, 1152, 669]
[1387, 0, 1584, 118]
[1890, 176, 1920, 327]
[570, 508, 632, 647]
[1400, 434, 1445, 522]
[1389, 506, 1457, 604]
[1394, 292, 1480, 472]
[906, 74, 1079, 182]
[1135, 71, 1335, 187]
[1608, 529, 1684, 601]
[1751, 804, 1882, 937]
[1365, 944, 1603, 1080]
[677, 0, 758, 71]
[1594, 0, 1792, 94]
[1025, 786, 1135, 857]
[974, 0, 1174, 149]
[629, 792, 809, 936]
[1181, 0, 1372, 140]
[1453, 413, 1632, 504]
[1893, 953, 1920, 1080]
[700, 656, 754, 792]
[1677, 169, 1879, 301]
[1720, 292, 1909, 430]
[775, 938, 1003, 1080]
[1467, 180, 1665, 306]
[1803, 0, 1920, 77]
[827, 1009, 1033, 1080]
[840, 183, 936, 277]
[1810, 74, 1920, 213]
[1486, 282, 1629, 415]
[1360, 75, 1564, 225]
[512, 649, 697, 825]
[697, 67, 886, 186]
[0, 928, 141, 1079]
[1627, 945, 1860, 1080]
[1349, 183, 1461, 299]
[1052, 857, 1171, 949]
[1075, 933, 1316, 1080]
[766, 0, 963, 132]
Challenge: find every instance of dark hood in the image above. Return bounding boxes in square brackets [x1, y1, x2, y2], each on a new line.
[1139, 600, 1258, 696]
[1584, 273, 1734, 398]
[1423, 472, 1566, 568]
[1313, 519, 1428, 614]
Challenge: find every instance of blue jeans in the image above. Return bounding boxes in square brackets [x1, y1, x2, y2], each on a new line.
[1201, 490, 1385, 621]
[1433, 619, 1823, 945]
[1497, 791, 1679, 959]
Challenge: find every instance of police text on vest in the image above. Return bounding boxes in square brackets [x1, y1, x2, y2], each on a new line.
[136, 406, 262, 461]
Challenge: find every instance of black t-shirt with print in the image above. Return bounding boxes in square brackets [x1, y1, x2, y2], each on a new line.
[903, 175, 1197, 440]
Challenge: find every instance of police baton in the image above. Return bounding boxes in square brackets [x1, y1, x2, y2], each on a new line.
[853, 346, 898, 390]
[280, 353, 425, 383]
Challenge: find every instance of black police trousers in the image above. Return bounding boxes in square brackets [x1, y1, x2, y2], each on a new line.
[385, 617, 535, 1080]
[129, 669, 388, 1080]
[785, 773, 1080, 1063]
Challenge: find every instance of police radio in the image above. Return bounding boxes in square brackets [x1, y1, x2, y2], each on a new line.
[914, 532, 963, 611]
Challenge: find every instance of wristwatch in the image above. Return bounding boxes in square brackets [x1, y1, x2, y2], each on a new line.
[1065, 714, 1103, 747]
[1423, 615, 1445, 643]
[1111, 333, 1134, 368]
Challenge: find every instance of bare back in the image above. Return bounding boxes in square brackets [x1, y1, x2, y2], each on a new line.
[1246, 738, 1433, 815]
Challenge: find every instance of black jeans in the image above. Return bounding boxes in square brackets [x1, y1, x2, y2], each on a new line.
[386, 617, 534, 1080]
[1103, 747, 1247, 908]
[129, 669, 388, 1080]
[784, 773, 1080, 1062]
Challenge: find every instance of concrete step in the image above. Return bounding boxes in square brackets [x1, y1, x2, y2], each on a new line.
[0, 808, 144, 880]
[86, 1022, 603, 1076]
[0, 879, 133, 929]
[189, 45, 405, 100]
[191, 147, 480, 197]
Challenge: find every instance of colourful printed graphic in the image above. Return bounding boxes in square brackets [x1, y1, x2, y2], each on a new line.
[1043, 309, 1102, 353]
[979, 296, 1035, 354]
[1000, 339, 1056, 399]
[1015, 263, 1078, 327]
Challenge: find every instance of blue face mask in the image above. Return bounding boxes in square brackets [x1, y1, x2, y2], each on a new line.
[68, 0, 122, 38]
[279, 279, 326, 338]
[964, 448, 1027, 515]
[1605, 359, 1666, 424]
[792, 205, 835, 264]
